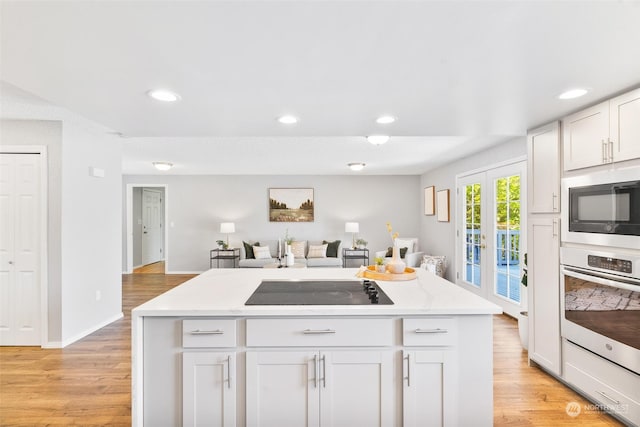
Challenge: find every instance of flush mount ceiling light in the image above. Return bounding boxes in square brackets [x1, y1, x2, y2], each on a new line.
[366, 135, 390, 145]
[348, 162, 366, 171]
[153, 162, 173, 171]
[147, 89, 181, 102]
[277, 115, 298, 124]
[376, 115, 396, 124]
[558, 88, 588, 100]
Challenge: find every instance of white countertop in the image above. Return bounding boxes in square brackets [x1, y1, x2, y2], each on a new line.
[132, 267, 502, 317]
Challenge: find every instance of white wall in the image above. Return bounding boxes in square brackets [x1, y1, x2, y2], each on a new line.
[420, 137, 527, 282]
[123, 175, 422, 273]
[1, 82, 123, 347]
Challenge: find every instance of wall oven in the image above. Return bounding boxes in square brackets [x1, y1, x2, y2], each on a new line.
[562, 168, 640, 251]
[561, 246, 640, 375]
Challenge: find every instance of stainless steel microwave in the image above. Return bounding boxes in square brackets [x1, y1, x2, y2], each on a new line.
[562, 168, 640, 250]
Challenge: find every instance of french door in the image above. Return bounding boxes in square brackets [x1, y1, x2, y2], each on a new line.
[456, 161, 526, 317]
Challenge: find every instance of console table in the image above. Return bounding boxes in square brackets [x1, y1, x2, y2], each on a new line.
[342, 248, 369, 267]
[210, 248, 240, 268]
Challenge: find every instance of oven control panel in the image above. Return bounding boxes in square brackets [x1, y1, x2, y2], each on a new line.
[587, 255, 633, 274]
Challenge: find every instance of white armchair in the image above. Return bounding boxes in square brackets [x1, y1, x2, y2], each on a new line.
[374, 237, 424, 268]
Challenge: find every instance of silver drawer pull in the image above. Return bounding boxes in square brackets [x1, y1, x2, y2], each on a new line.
[303, 329, 336, 334]
[597, 390, 620, 405]
[190, 329, 224, 335]
[414, 328, 448, 334]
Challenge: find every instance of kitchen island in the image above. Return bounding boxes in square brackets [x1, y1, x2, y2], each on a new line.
[132, 267, 501, 427]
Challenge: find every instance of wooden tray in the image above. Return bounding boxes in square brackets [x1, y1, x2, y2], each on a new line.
[358, 265, 417, 281]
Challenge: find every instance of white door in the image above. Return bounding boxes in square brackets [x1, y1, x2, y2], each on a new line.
[321, 350, 393, 427]
[142, 188, 163, 265]
[246, 351, 320, 427]
[182, 352, 236, 427]
[0, 153, 41, 345]
[457, 162, 527, 317]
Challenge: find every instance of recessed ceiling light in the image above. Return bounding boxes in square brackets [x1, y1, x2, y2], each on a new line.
[278, 115, 298, 124]
[147, 89, 181, 102]
[376, 116, 396, 124]
[558, 88, 588, 100]
[366, 135, 390, 145]
[348, 162, 366, 171]
[153, 162, 173, 171]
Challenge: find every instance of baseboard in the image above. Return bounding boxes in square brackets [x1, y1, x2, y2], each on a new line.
[59, 312, 124, 348]
[42, 341, 63, 349]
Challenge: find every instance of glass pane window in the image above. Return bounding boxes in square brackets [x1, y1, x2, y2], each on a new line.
[494, 174, 521, 303]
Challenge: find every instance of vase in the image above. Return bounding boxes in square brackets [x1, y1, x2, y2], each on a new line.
[375, 264, 386, 273]
[386, 245, 406, 274]
[285, 244, 294, 267]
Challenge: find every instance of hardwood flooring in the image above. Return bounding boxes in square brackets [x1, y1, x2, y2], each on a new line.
[0, 273, 625, 426]
[132, 260, 165, 274]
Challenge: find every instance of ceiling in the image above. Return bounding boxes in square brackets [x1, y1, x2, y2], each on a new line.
[1, 1, 640, 175]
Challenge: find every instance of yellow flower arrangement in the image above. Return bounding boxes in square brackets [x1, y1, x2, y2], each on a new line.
[386, 222, 399, 243]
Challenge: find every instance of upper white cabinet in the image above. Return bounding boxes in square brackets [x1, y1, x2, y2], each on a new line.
[563, 87, 640, 171]
[527, 121, 560, 213]
[610, 88, 640, 163]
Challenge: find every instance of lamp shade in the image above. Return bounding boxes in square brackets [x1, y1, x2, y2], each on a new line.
[220, 222, 235, 233]
[345, 222, 359, 233]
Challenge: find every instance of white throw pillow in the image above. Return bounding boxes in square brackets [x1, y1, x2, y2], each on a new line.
[253, 245, 272, 260]
[290, 241, 306, 258]
[394, 238, 415, 253]
[307, 244, 328, 258]
[421, 255, 447, 277]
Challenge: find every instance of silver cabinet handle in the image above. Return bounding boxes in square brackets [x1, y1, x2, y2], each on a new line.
[321, 355, 326, 388]
[552, 218, 558, 237]
[597, 390, 620, 405]
[303, 329, 336, 334]
[552, 192, 558, 212]
[602, 140, 607, 163]
[190, 329, 224, 335]
[313, 355, 318, 388]
[608, 139, 614, 163]
[404, 353, 411, 387]
[414, 328, 448, 334]
[227, 355, 231, 389]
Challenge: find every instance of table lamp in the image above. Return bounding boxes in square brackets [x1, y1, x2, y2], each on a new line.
[345, 222, 359, 249]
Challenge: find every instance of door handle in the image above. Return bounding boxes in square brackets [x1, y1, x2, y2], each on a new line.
[480, 244, 486, 249]
[404, 353, 411, 387]
[320, 355, 326, 388]
[226, 355, 232, 389]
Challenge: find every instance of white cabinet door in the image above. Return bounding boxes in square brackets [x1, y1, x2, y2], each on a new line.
[321, 350, 393, 427]
[403, 350, 456, 427]
[527, 217, 561, 375]
[610, 87, 640, 163]
[246, 351, 320, 427]
[183, 352, 236, 427]
[563, 101, 609, 171]
[527, 122, 560, 213]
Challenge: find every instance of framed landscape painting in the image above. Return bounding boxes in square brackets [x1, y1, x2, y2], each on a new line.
[269, 188, 314, 222]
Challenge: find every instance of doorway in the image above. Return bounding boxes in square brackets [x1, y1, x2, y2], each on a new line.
[0, 151, 46, 346]
[126, 185, 168, 274]
[456, 160, 527, 317]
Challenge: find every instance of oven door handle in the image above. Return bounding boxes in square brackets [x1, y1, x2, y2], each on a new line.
[562, 266, 640, 291]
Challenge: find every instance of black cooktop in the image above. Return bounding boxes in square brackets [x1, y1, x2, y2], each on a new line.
[245, 280, 393, 305]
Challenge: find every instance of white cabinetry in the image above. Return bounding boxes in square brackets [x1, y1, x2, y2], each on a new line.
[564, 340, 640, 426]
[402, 318, 458, 427]
[245, 318, 394, 427]
[527, 121, 560, 213]
[527, 217, 561, 375]
[563, 87, 640, 171]
[183, 352, 236, 427]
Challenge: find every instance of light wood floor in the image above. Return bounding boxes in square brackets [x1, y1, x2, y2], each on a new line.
[132, 260, 165, 274]
[0, 274, 624, 426]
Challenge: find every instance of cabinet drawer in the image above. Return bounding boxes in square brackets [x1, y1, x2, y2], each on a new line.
[564, 341, 640, 425]
[182, 319, 236, 348]
[246, 318, 392, 347]
[403, 318, 457, 346]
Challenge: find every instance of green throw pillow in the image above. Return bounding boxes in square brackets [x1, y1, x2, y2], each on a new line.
[385, 247, 408, 258]
[243, 241, 259, 259]
[322, 240, 341, 258]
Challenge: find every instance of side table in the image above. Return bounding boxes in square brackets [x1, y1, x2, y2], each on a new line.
[210, 248, 240, 268]
[342, 248, 369, 268]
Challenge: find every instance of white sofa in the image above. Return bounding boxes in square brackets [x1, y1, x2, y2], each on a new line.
[374, 237, 424, 268]
[238, 240, 342, 268]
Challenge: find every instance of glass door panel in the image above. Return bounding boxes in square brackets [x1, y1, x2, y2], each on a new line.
[464, 183, 482, 287]
[494, 175, 521, 304]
